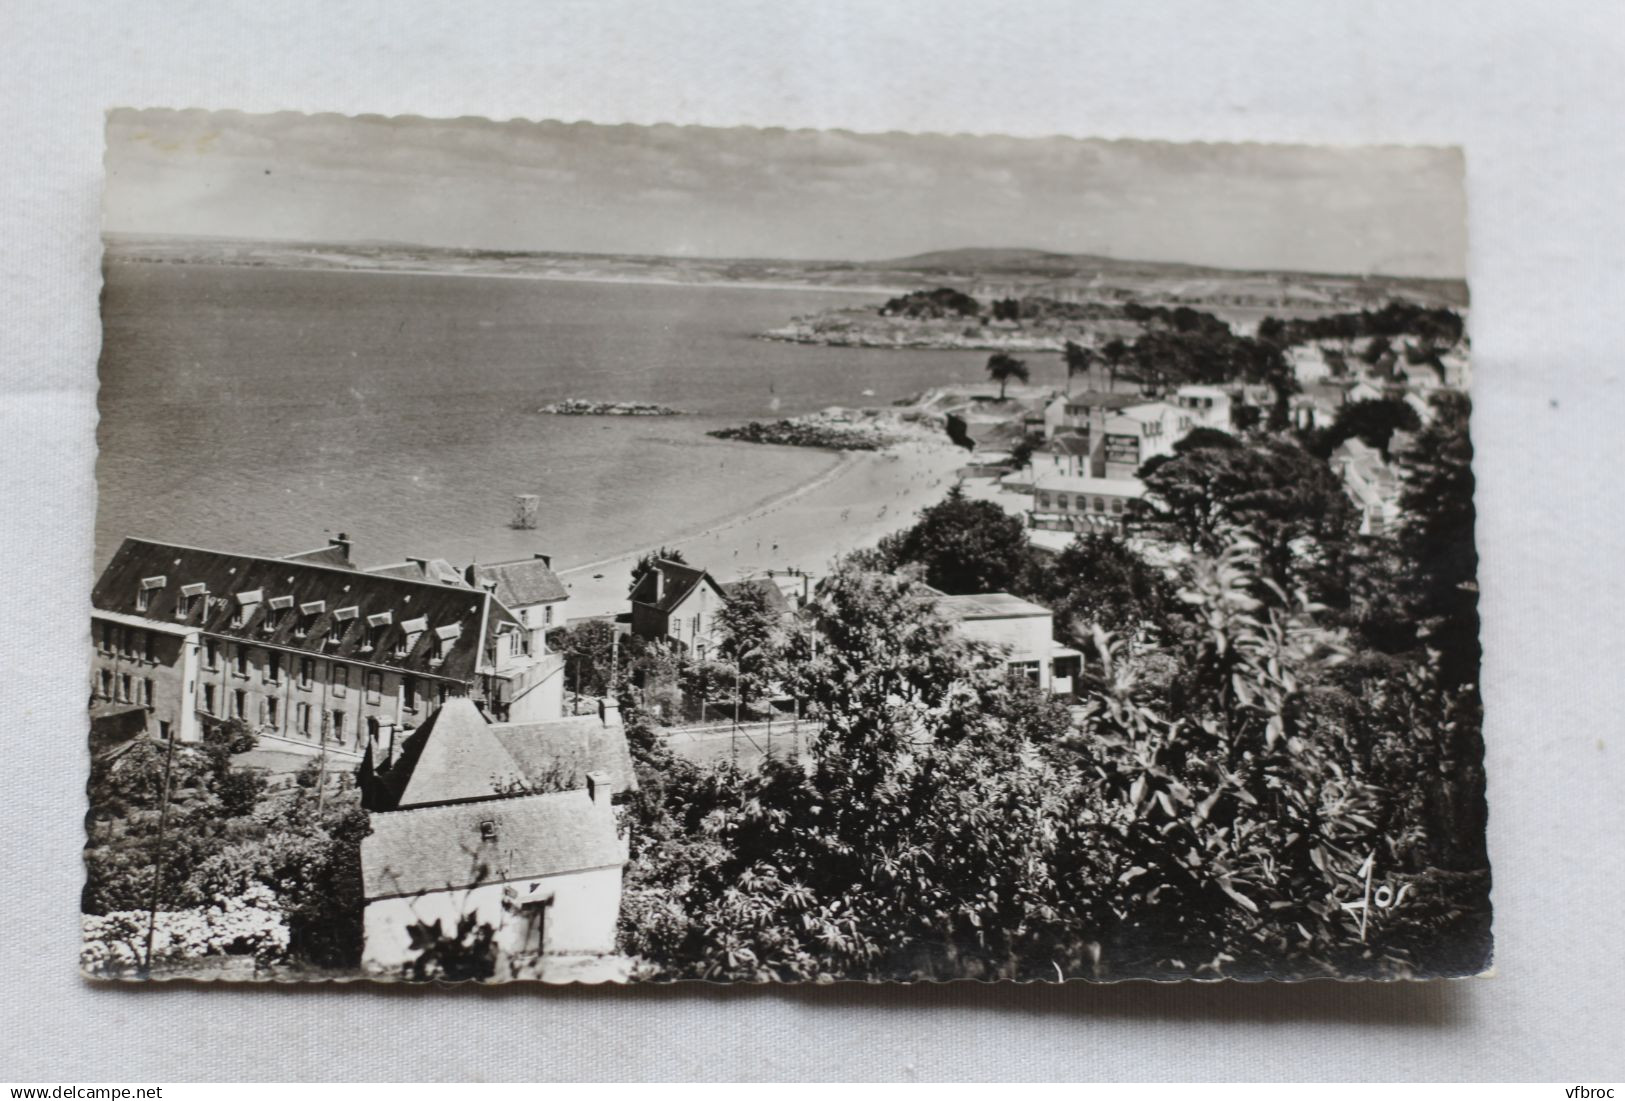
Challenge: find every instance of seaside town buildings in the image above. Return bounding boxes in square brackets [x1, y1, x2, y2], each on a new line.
[934, 591, 1082, 695]
[89, 535, 569, 757]
[357, 697, 633, 980]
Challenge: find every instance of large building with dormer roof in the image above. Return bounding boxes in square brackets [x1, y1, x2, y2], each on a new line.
[89, 535, 569, 756]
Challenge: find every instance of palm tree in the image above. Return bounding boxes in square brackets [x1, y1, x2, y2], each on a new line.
[986, 352, 1029, 401]
[1100, 338, 1129, 392]
[1062, 341, 1095, 395]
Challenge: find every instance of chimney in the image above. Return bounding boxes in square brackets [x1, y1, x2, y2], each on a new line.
[329, 532, 352, 560]
[533, 552, 552, 568]
[585, 769, 614, 804]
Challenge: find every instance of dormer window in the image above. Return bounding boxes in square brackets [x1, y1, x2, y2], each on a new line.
[431, 623, 461, 664]
[398, 615, 427, 658]
[176, 583, 206, 619]
[230, 588, 263, 629]
[296, 600, 325, 639]
[329, 606, 359, 646]
[363, 610, 392, 653]
[136, 576, 165, 613]
[264, 594, 294, 633]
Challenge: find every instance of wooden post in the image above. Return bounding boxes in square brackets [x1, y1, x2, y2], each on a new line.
[141, 728, 178, 975]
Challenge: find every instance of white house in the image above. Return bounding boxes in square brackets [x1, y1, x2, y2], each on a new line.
[358, 698, 632, 981]
[935, 592, 1082, 695]
[1032, 473, 1147, 535]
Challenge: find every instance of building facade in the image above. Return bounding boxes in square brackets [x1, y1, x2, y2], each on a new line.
[935, 592, 1082, 695]
[357, 699, 631, 980]
[628, 559, 732, 658]
[89, 537, 566, 757]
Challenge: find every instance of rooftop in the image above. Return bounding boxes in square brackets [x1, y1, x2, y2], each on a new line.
[360, 787, 624, 900]
[936, 592, 1055, 620]
[469, 555, 569, 607]
[1033, 474, 1146, 497]
[93, 537, 497, 682]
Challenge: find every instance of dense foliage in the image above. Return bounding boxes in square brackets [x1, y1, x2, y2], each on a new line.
[82, 720, 368, 975]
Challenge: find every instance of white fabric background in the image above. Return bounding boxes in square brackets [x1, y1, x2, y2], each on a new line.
[1, 0, 1621, 1082]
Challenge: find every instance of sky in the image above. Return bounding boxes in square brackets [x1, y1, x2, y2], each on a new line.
[104, 109, 1467, 278]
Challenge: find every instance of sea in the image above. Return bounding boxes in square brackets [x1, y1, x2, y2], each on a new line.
[95, 262, 1028, 571]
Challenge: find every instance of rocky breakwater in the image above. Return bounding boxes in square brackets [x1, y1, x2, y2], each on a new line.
[709, 407, 940, 451]
[538, 399, 684, 416]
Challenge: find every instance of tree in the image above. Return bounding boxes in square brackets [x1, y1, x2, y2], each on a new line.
[1139, 438, 1354, 600]
[1318, 398, 1422, 460]
[1008, 435, 1038, 476]
[1062, 341, 1094, 394]
[716, 582, 784, 710]
[629, 546, 686, 594]
[1100, 338, 1130, 390]
[550, 618, 619, 699]
[887, 484, 1037, 595]
[986, 352, 1029, 400]
[1042, 532, 1171, 644]
[1394, 392, 1478, 692]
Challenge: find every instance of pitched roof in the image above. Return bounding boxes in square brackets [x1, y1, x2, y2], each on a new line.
[936, 592, 1055, 620]
[630, 559, 717, 615]
[369, 701, 637, 811]
[718, 577, 791, 616]
[361, 788, 625, 900]
[280, 544, 357, 570]
[1034, 473, 1146, 497]
[469, 556, 569, 607]
[367, 558, 470, 587]
[93, 537, 493, 683]
[383, 698, 525, 809]
[492, 711, 639, 796]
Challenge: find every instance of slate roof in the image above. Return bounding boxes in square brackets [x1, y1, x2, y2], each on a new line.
[469, 556, 569, 607]
[718, 578, 791, 616]
[936, 592, 1055, 620]
[368, 699, 637, 811]
[630, 559, 717, 615]
[280, 544, 357, 570]
[493, 711, 639, 796]
[361, 787, 625, 900]
[367, 558, 470, 587]
[93, 538, 496, 683]
[384, 699, 527, 809]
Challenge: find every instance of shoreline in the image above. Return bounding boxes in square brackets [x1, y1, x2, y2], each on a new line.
[555, 439, 966, 619]
[557, 445, 861, 579]
[104, 255, 908, 296]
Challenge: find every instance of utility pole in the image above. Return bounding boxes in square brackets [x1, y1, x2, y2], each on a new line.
[142, 728, 178, 975]
[316, 706, 330, 814]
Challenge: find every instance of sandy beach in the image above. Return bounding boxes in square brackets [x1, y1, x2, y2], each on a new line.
[557, 440, 969, 619]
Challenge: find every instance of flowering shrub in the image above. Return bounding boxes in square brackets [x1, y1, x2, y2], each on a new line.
[81, 883, 289, 976]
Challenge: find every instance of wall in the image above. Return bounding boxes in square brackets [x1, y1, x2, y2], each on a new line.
[88, 615, 199, 742]
[956, 614, 1056, 690]
[361, 863, 625, 975]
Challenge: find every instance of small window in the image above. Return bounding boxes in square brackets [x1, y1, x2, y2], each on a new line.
[144, 631, 157, 663]
[135, 588, 150, 613]
[479, 820, 497, 842]
[365, 671, 383, 706]
[158, 720, 171, 741]
[266, 697, 280, 729]
[299, 657, 315, 688]
[327, 622, 345, 646]
[119, 673, 132, 702]
[331, 664, 348, 697]
[403, 676, 418, 712]
[98, 669, 113, 698]
[142, 678, 154, 707]
[100, 622, 115, 652]
[235, 646, 250, 677]
[266, 651, 281, 684]
[232, 689, 246, 719]
[203, 683, 217, 715]
[330, 710, 346, 744]
[1111, 498, 1125, 515]
[297, 702, 311, 736]
[204, 639, 219, 670]
[1094, 497, 1106, 513]
[543, 605, 554, 627]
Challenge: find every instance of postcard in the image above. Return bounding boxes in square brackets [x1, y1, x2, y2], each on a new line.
[84, 109, 1488, 983]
